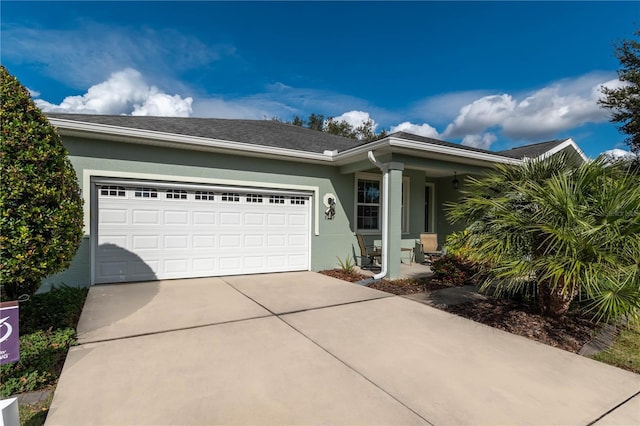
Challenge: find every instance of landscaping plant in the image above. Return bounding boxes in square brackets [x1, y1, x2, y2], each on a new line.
[447, 153, 640, 323]
[431, 254, 477, 287]
[0, 285, 87, 398]
[0, 66, 84, 299]
[336, 256, 357, 275]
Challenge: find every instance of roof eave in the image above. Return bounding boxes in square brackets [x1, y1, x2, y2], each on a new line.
[49, 117, 335, 164]
[51, 117, 523, 168]
[537, 138, 588, 162]
[331, 135, 521, 166]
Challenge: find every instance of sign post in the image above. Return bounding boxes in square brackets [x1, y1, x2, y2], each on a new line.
[0, 301, 19, 365]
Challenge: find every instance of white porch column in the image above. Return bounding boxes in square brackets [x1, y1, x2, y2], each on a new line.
[384, 162, 404, 279]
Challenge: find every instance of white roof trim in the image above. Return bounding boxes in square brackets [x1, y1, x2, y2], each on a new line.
[52, 117, 572, 167]
[49, 118, 335, 163]
[538, 138, 588, 162]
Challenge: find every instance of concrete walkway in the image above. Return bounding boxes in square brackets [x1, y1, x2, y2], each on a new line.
[46, 272, 640, 425]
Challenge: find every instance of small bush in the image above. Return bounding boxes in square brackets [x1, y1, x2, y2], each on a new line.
[0, 328, 75, 397]
[431, 254, 477, 286]
[443, 230, 472, 258]
[0, 285, 87, 397]
[337, 256, 357, 275]
[19, 285, 88, 334]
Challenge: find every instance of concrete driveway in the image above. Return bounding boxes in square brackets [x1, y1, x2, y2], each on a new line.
[46, 272, 639, 425]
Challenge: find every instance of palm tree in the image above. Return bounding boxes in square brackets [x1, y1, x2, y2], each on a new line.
[447, 154, 640, 323]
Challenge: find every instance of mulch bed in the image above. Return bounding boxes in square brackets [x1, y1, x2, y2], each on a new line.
[320, 269, 600, 353]
[444, 299, 598, 353]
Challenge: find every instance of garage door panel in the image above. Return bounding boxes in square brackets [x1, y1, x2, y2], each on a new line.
[288, 234, 307, 247]
[220, 212, 241, 225]
[132, 235, 160, 250]
[244, 213, 265, 225]
[193, 235, 216, 248]
[244, 235, 265, 247]
[192, 257, 216, 273]
[267, 235, 286, 247]
[267, 255, 286, 268]
[219, 234, 241, 248]
[164, 235, 189, 249]
[100, 209, 128, 224]
[193, 211, 215, 225]
[98, 235, 128, 249]
[219, 257, 242, 271]
[132, 210, 160, 225]
[288, 214, 307, 226]
[96, 185, 310, 283]
[164, 258, 190, 274]
[164, 210, 189, 225]
[267, 214, 286, 225]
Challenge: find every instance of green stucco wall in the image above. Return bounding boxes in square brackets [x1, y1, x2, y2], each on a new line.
[44, 137, 362, 288]
[42, 136, 492, 288]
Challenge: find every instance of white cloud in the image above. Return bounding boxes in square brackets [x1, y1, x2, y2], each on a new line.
[442, 72, 619, 144]
[132, 90, 193, 117]
[461, 133, 497, 150]
[444, 94, 515, 137]
[390, 121, 440, 139]
[36, 68, 192, 117]
[601, 148, 636, 160]
[412, 90, 491, 125]
[328, 111, 377, 131]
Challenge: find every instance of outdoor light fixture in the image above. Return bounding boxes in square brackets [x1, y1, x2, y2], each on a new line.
[452, 172, 460, 190]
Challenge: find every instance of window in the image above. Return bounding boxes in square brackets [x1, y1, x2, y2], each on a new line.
[290, 196, 306, 205]
[357, 178, 380, 230]
[166, 189, 187, 200]
[246, 194, 263, 203]
[355, 174, 410, 233]
[424, 184, 435, 232]
[269, 195, 285, 204]
[195, 191, 215, 201]
[100, 185, 125, 197]
[134, 187, 158, 198]
[221, 192, 240, 202]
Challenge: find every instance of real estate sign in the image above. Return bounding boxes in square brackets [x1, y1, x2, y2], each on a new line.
[0, 301, 19, 365]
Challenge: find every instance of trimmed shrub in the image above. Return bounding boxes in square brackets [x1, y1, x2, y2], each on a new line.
[0, 66, 84, 299]
[431, 254, 477, 286]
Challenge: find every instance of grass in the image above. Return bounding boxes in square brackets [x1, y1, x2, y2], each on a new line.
[18, 392, 53, 426]
[591, 321, 640, 374]
[0, 285, 87, 426]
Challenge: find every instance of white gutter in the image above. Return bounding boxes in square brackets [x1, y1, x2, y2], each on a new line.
[367, 151, 388, 280]
[49, 118, 336, 164]
[50, 117, 523, 167]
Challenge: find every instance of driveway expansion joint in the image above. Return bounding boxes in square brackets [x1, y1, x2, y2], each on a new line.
[277, 311, 434, 426]
[76, 313, 273, 345]
[586, 389, 640, 426]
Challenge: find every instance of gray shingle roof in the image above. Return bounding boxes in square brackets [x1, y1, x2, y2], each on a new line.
[496, 139, 566, 159]
[381, 131, 503, 156]
[46, 113, 570, 160]
[46, 113, 359, 154]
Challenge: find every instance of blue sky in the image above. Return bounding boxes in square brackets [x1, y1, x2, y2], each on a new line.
[2, 1, 639, 158]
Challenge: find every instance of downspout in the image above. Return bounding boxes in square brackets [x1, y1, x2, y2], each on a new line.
[367, 151, 388, 280]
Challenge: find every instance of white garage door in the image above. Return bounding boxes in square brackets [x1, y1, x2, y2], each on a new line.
[94, 182, 311, 283]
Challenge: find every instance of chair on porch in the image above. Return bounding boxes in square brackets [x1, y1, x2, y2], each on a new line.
[356, 234, 382, 268]
[419, 233, 443, 265]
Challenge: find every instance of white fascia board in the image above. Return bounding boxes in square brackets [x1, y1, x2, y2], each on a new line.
[541, 138, 589, 162]
[51, 118, 523, 167]
[332, 136, 521, 166]
[50, 118, 335, 164]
